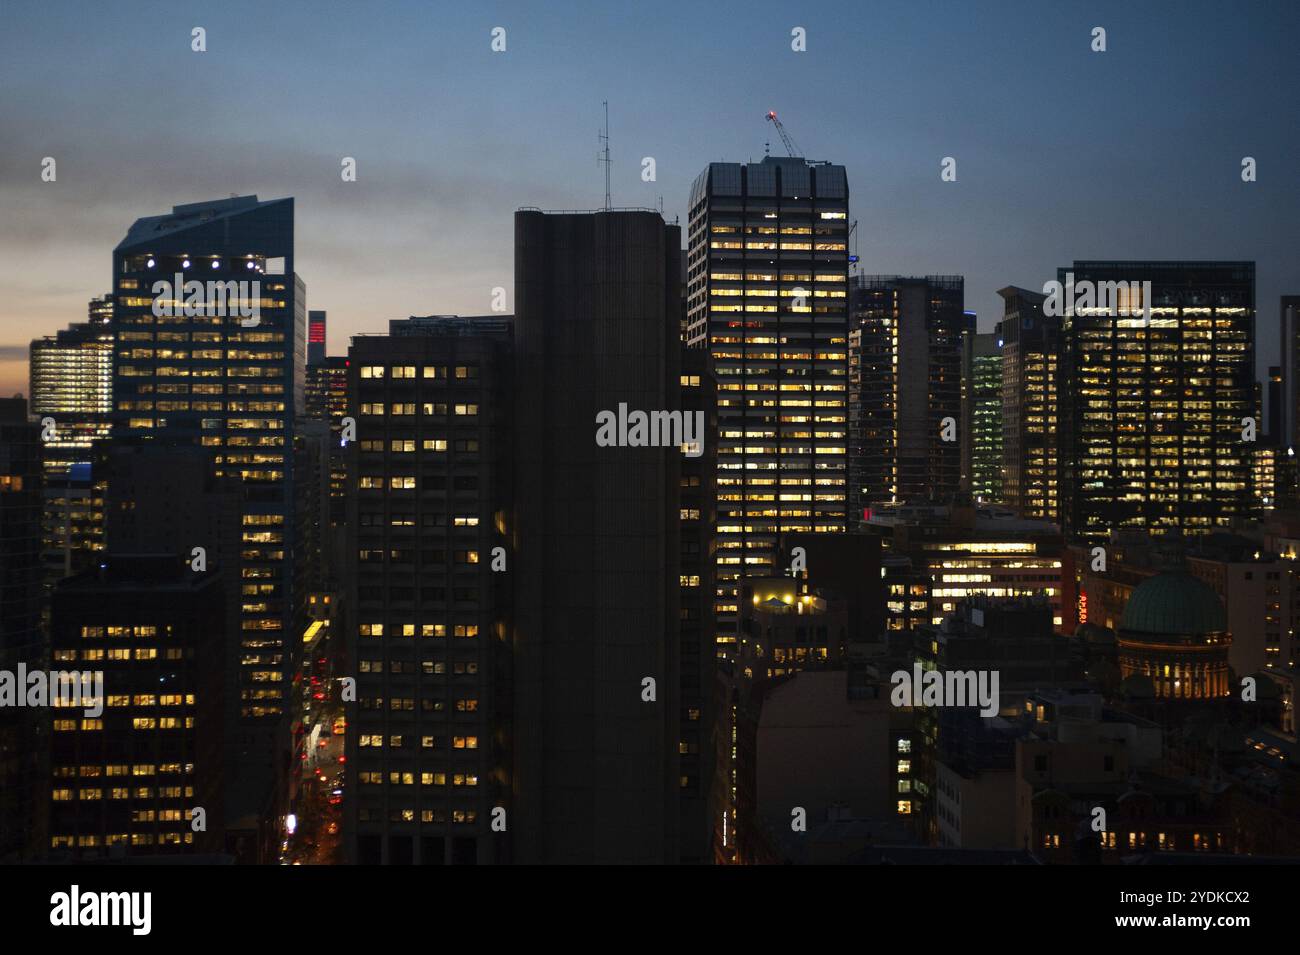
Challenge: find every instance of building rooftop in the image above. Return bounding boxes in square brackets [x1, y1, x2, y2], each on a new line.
[115, 195, 289, 251]
[1120, 572, 1227, 635]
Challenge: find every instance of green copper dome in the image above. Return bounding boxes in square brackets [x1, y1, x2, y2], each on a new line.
[1120, 572, 1227, 635]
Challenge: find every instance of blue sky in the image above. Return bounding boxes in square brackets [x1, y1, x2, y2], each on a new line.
[1, 0, 1297, 394]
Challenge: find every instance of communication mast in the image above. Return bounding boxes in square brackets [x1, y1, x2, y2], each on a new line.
[598, 101, 612, 210]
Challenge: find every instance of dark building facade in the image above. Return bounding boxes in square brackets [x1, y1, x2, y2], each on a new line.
[344, 316, 513, 865]
[1057, 261, 1256, 543]
[0, 398, 45, 860]
[677, 348, 719, 863]
[850, 275, 969, 515]
[513, 209, 690, 862]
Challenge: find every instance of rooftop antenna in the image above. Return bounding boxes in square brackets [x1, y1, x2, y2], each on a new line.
[598, 101, 612, 211]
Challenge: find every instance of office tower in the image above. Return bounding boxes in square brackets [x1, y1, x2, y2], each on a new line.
[971, 332, 1003, 503]
[996, 286, 1060, 522]
[307, 310, 327, 366]
[48, 556, 225, 859]
[0, 398, 44, 861]
[344, 315, 513, 865]
[685, 156, 851, 648]
[29, 319, 113, 581]
[514, 209, 687, 863]
[111, 195, 305, 840]
[849, 275, 968, 515]
[1057, 261, 1256, 543]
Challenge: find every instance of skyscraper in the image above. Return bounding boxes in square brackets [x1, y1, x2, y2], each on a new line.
[970, 332, 1003, 503]
[111, 195, 305, 839]
[29, 318, 113, 581]
[997, 286, 1060, 521]
[686, 156, 850, 649]
[514, 208, 690, 862]
[849, 275, 968, 514]
[1057, 261, 1256, 543]
[344, 315, 513, 865]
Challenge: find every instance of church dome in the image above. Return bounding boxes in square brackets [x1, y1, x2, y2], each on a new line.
[1120, 572, 1226, 635]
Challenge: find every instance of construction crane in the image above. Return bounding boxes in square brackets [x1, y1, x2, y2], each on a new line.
[765, 110, 803, 158]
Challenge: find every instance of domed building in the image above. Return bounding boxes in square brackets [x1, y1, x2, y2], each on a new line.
[1116, 572, 1231, 700]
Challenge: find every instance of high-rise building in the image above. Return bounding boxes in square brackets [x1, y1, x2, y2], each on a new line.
[110, 195, 306, 839]
[996, 286, 1060, 522]
[971, 332, 1003, 503]
[685, 156, 851, 648]
[1057, 261, 1256, 543]
[88, 294, 113, 326]
[0, 398, 45, 861]
[307, 310, 327, 366]
[344, 315, 513, 865]
[514, 209, 691, 862]
[849, 275, 968, 515]
[48, 555, 226, 859]
[29, 318, 113, 582]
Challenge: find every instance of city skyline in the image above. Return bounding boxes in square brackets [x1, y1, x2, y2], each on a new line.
[3, 0, 1299, 397]
[8, 0, 1300, 914]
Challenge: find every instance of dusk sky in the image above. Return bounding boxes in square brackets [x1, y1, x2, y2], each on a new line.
[2, 0, 1296, 397]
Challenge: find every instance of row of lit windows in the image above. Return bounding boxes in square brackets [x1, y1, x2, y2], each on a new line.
[358, 735, 478, 749]
[51, 834, 195, 849]
[360, 365, 478, 380]
[359, 624, 479, 638]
